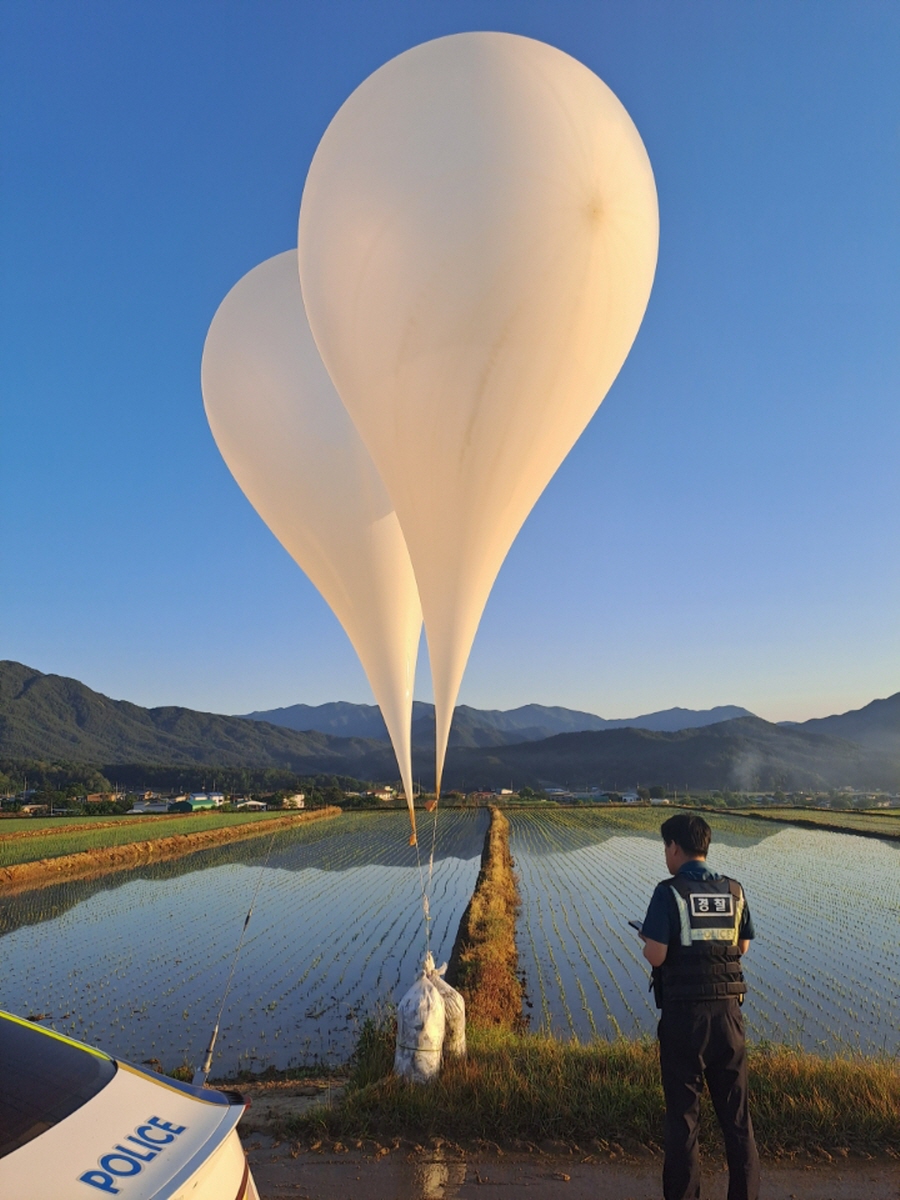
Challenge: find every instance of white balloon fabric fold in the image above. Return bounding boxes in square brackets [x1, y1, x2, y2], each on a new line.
[201, 251, 422, 835]
[298, 32, 659, 793]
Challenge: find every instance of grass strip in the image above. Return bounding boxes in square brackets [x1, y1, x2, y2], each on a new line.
[748, 1043, 900, 1154]
[291, 1024, 900, 1156]
[741, 810, 900, 841]
[0, 806, 341, 891]
[446, 806, 524, 1030]
[0, 813, 202, 842]
[0, 809, 302, 867]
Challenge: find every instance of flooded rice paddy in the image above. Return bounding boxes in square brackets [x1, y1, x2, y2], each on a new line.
[3, 807, 898, 1074]
[509, 808, 900, 1054]
[0, 809, 487, 1076]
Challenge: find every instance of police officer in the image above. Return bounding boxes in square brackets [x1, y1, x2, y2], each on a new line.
[640, 813, 759, 1200]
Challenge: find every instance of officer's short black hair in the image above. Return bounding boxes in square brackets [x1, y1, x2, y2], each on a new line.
[661, 813, 711, 856]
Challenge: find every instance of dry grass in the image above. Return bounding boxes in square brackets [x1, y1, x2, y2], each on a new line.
[445, 806, 524, 1030]
[748, 1043, 900, 1152]
[291, 1024, 900, 1156]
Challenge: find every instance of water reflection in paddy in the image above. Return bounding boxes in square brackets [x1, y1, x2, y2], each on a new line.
[509, 810, 900, 1055]
[0, 810, 488, 1076]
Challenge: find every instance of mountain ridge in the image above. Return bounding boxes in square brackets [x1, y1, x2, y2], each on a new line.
[440, 715, 900, 793]
[0, 661, 393, 773]
[793, 693, 900, 756]
[241, 698, 756, 747]
[2, 661, 899, 793]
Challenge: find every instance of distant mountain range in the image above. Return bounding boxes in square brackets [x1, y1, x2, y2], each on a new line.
[2, 661, 899, 792]
[782, 693, 900, 757]
[440, 716, 900, 793]
[0, 661, 394, 775]
[241, 700, 755, 747]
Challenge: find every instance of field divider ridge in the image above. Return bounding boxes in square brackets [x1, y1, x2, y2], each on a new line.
[445, 806, 525, 1030]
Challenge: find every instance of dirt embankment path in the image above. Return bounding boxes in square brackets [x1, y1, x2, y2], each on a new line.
[233, 1072, 900, 1199]
[0, 807, 342, 893]
[241, 1133, 900, 1200]
[446, 805, 524, 1029]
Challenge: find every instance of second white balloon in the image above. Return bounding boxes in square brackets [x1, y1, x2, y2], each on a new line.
[201, 250, 423, 835]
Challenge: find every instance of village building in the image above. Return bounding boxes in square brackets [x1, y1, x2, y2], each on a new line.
[127, 799, 170, 814]
[168, 792, 225, 812]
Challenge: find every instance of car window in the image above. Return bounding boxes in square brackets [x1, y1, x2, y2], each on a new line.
[0, 1012, 117, 1157]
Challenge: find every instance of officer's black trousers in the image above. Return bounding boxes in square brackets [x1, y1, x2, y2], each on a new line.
[658, 1000, 759, 1200]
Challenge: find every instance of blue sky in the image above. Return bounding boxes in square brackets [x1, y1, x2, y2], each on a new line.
[2, 2, 898, 723]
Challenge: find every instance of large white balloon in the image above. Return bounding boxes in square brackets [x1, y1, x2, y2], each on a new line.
[298, 32, 659, 793]
[201, 251, 422, 834]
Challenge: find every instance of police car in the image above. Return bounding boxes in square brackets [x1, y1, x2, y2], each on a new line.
[0, 1009, 260, 1199]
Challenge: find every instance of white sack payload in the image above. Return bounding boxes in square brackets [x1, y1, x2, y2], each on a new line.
[426, 953, 466, 1060]
[394, 960, 445, 1083]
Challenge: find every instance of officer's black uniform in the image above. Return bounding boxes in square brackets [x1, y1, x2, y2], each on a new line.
[643, 864, 760, 1200]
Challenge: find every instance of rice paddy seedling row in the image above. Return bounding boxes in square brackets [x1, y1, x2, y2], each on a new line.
[508, 809, 900, 1055]
[0, 809, 287, 867]
[0, 810, 487, 1076]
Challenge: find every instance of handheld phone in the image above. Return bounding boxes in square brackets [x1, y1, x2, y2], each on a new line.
[628, 920, 643, 933]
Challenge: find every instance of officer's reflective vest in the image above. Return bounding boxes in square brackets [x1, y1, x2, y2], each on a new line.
[652, 874, 747, 1006]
